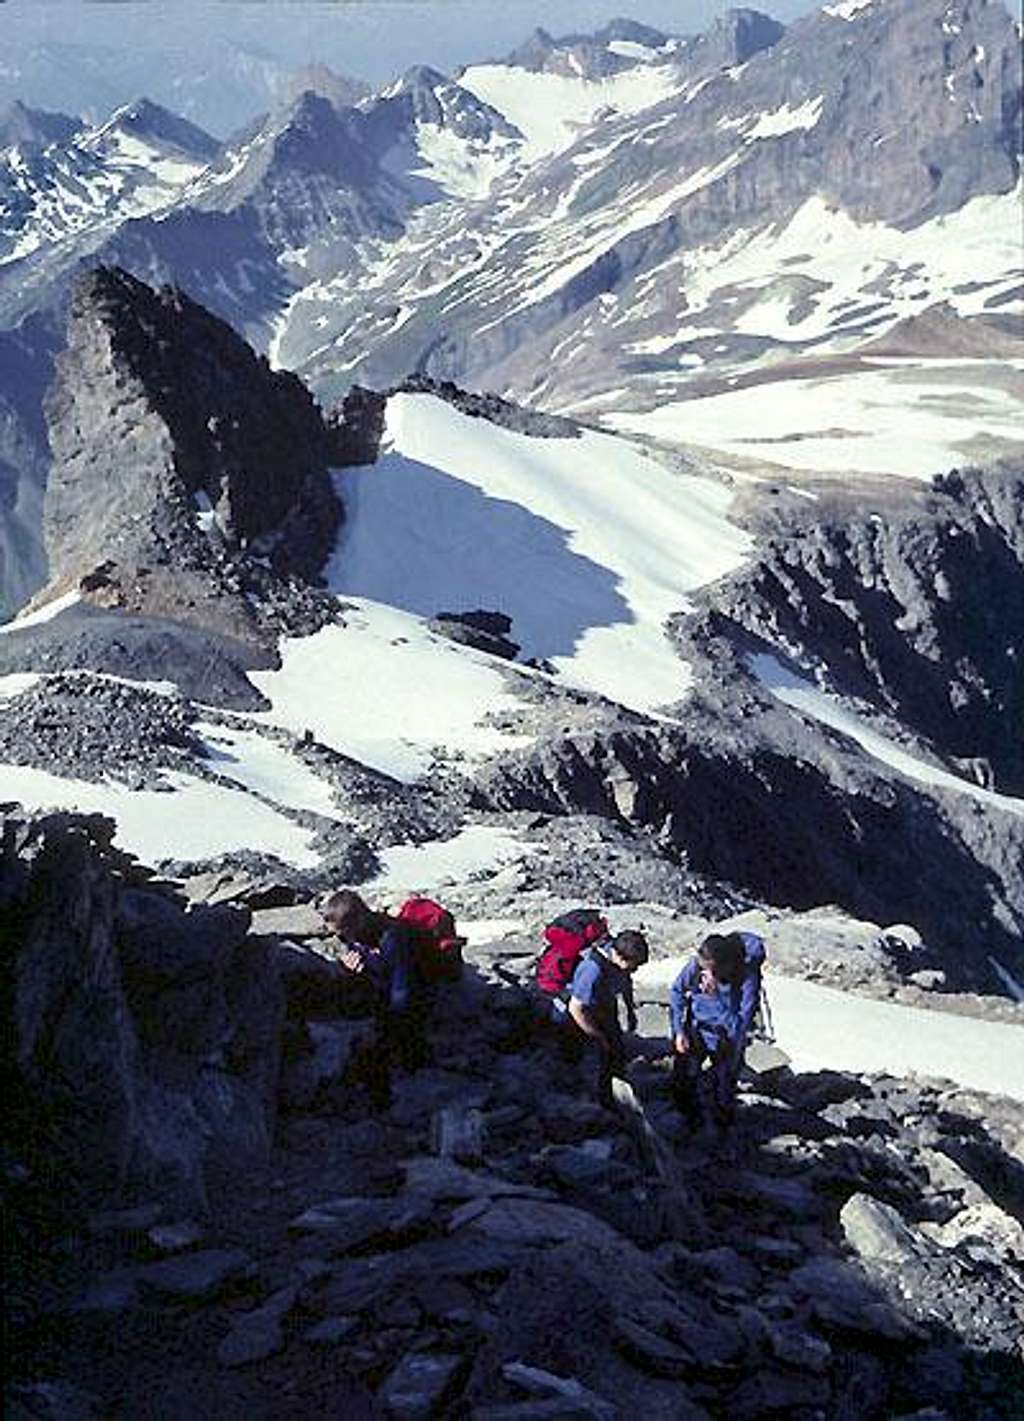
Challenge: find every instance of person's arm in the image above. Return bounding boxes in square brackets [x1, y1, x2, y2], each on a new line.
[623, 975, 637, 1034]
[735, 965, 762, 1052]
[378, 927, 412, 1015]
[669, 960, 698, 1049]
[568, 995, 610, 1053]
[568, 959, 611, 1053]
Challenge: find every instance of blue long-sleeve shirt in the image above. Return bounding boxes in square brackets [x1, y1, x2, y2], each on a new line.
[354, 923, 419, 1016]
[669, 932, 765, 1055]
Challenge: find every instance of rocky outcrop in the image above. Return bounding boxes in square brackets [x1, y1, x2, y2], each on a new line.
[0, 808, 284, 1208]
[42, 266, 339, 643]
[472, 706, 1024, 993]
[698, 464, 1024, 795]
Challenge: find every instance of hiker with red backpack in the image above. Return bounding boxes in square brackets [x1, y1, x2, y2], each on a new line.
[321, 889, 462, 1108]
[567, 930, 649, 1107]
[534, 909, 648, 1107]
[669, 930, 766, 1133]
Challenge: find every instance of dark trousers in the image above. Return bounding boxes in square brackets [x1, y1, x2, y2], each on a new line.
[364, 1006, 427, 1111]
[672, 1033, 736, 1127]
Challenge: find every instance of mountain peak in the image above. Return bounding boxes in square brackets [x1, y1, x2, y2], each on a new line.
[43, 265, 337, 631]
[89, 96, 219, 161]
[0, 99, 80, 151]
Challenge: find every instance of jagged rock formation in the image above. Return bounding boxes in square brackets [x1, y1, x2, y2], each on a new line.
[42, 266, 339, 643]
[0, 809, 284, 1208]
[698, 463, 1024, 795]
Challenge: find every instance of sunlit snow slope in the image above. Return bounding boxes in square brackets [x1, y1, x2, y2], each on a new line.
[322, 393, 751, 715]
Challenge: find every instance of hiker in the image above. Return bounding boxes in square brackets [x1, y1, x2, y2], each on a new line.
[669, 930, 766, 1131]
[566, 929, 649, 1107]
[321, 889, 427, 1108]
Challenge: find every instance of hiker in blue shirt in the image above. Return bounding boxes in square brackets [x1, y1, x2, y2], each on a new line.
[567, 930, 649, 1107]
[321, 889, 426, 1108]
[669, 931, 765, 1130]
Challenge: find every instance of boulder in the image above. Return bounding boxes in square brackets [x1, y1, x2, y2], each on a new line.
[0, 810, 284, 1208]
[136, 1247, 251, 1300]
[840, 1194, 928, 1266]
[217, 1285, 298, 1367]
[378, 1351, 466, 1420]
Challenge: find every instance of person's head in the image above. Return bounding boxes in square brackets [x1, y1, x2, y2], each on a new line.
[697, 932, 746, 986]
[611, 929, 649, 973]
[321, 889, 372, 943]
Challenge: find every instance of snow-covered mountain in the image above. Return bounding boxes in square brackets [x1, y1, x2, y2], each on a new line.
[0, 97, 218, 267]
[282, 0, 1022, 480]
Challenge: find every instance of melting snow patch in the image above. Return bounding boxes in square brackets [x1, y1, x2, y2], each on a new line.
[249, 599, 531, 783]
[823, 0, 879, 18]
[750, 653, 1024, 818]
[458, 64, 681, 161]
[370, 824, 539, 898]
[748, 98, 824, 140]
[0, 764, 321, 868]
[197, 723, 341, 819]
[0, 589, 81, 633]
[637, 956, 1024, 1099]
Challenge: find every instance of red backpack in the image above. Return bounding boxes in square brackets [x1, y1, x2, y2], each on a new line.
[398, 896, 465, 984]
[536, 908, 609, 996]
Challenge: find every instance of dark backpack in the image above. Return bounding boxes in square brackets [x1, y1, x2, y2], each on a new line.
[536, 908, 609, 996]
[397, 896, 465, 984]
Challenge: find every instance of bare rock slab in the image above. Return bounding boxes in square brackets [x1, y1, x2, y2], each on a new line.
[379, 1351, 465, 1419]
[136, 1248, 251, 1300]
[218, 1285, 298, 1368]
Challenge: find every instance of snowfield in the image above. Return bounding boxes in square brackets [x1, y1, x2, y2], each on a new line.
[249, 599, 531, 783]
[458, 62, 683, 161]
[325, 393, 751, 716]
[0, 763, 321, 867]
[636, 956, 1024, 1101]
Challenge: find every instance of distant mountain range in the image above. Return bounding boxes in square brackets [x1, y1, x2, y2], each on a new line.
[0, 0, 1021, 619]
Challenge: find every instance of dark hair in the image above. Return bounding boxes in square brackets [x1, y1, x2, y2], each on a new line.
[613, 930, 649, 969]
[698, 932, 746, 985]
[321, 889, 370, 939]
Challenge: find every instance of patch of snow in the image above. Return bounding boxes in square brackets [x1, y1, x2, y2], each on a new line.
[0, 764, 320, 868]
[823, 0, 878, 18]
[748, 97, 824, 140]
[193, 490, 217, 534]
[249, 598, 531, 783]
[324, 393, 751, 717]
[197, 723, 341, 819]
[0, 589, 81, 633]
[370, 824, 538, 897]
[607, 366, 1023, 478]
[607, 40, 660, 62]
[750, 654, 1024, 818]
[988, 957, 1024, 1003]
[0, 673, 41, 700]
[459, 63, 681, 161]
[636, 955, 1024, 1100]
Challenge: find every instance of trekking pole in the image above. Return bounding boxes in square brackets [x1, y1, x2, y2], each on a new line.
[759, 980, 776, 1044]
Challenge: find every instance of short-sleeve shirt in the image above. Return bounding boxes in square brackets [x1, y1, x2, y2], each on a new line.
[570, 950, 630, 1027]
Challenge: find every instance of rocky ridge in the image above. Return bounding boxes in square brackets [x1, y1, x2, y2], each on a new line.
[42, 265, 340, 645]
[3, 809, 1023, 1419]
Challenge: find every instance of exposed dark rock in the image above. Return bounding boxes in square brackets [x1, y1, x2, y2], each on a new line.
[326, 383, 388, 466]
[691, 464, 1024, 795]
[431, 609, 521, 661]
[0, 808, 284, 1208]
[394, 376, 581, 440]
[42, 266, 340, 642]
